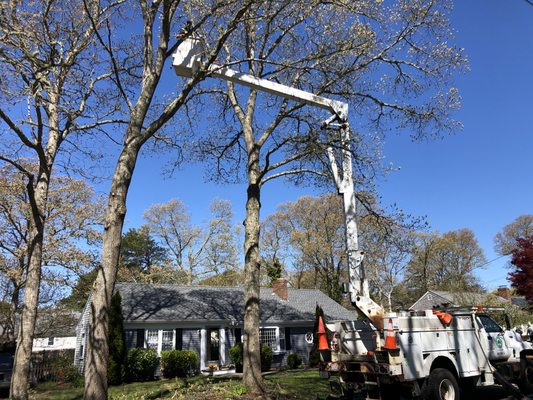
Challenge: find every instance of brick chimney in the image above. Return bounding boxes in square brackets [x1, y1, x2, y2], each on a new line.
[497, 286, 511, 301]
[272, 278, 288, 300]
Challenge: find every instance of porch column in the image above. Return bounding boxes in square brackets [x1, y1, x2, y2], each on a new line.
[200, 328, 207, 370]
[219, 327, 226, 365]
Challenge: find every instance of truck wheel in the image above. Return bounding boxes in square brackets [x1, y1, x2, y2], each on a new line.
[519, 364, 533, 394]
[423, 368, 460, 400]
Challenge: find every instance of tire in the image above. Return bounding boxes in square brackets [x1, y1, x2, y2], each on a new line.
[423, 368, 460, 400]
[520, 363, 533, 394]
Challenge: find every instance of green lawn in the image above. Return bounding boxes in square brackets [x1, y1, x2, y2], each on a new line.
[29, 370, 332, 400]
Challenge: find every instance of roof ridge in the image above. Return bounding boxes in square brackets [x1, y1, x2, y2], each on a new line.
[116, 282, 332, 294]
[116, 282, 244, 290]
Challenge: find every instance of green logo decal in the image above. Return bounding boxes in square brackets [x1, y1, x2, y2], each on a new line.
[495, 336, 503, 349]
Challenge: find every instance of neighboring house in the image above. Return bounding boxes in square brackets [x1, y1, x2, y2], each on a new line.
[495, 286, 530, 310]
[0, 308, 79, 352]
[512, 297, 530, 309]
[32, 309, 80, 352]
[410, 290, 508, 310]
[75, 279, 355, 372]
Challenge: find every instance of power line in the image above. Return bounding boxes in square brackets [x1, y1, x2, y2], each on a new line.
[473, 254, 506, 270]
[525, 0, 533, 6]
[483, 274, 509, 284]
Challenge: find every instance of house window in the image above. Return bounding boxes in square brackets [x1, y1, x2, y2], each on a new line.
[146, 330, 159, 350]
[48, 337, 55, 346]
[145, 329, 175, 354]
[161, 330, 174, 351]
[124, 330, 137, 349]
[260, 327, 279, 352]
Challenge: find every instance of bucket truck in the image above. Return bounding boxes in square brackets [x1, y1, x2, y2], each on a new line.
[171, 37, 533, 400]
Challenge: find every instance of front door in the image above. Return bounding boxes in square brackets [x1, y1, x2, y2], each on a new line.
[208, 328, 220, 362]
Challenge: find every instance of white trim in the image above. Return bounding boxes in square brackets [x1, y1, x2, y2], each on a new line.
[144, 328, 175, 355]
[260, 326, 280, 352]
[200, 328, 207, 370]
[219, 327, 226, 365]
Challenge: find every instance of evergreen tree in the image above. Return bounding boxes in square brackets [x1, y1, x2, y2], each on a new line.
[60, 268, 99, 311]
[265, 258, 283, 287]
[121, 226, 167, 273]
[309, 305, 326, 367]
[108, 291, 126, 385]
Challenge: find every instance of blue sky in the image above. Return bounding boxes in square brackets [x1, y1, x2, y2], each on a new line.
[377, 0, 533, 290]
[122, 0, 533, 292]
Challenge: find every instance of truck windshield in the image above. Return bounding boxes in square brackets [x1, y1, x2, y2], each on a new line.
[477, 315, 503, 333]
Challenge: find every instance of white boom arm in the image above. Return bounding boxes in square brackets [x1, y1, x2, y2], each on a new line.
[173, 37, 383, 324]
[172, 37, 347, 119]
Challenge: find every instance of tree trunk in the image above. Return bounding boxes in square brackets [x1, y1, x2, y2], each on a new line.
[84, 140, 140, 400]
[10, 172, 50, 400]
[7, 281, 21, 342]
[242, 150, 264, 394]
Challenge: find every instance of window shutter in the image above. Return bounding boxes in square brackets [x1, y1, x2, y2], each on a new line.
[175, 328, 183, 350]
[235, 328, 242, 343]
[136, 329, 145, 348]
[285, 327, 291, 351]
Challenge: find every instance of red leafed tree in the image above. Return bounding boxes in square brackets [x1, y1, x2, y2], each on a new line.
[509, 237, 533, 303]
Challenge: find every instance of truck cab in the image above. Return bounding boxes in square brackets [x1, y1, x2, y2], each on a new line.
[476, 313, 531, 363]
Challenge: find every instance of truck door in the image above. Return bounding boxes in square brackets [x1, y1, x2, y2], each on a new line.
[477, 314, 512, 362]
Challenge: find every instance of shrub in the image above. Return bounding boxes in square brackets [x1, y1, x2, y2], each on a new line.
[287, 353, 302, 369]
[126, 348, 159, 382]
[108, 292, 126, 385]
[160, 350, 199, 378]
[55, 362, 83, 385]
[229, 342, 272, 372]
[229, 343, 243, 373]
[39, 351, 82, 385]
[260, 343, 273, 372]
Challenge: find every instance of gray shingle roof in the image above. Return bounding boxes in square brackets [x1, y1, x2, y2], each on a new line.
[512, 297, 530, 309]
[115, 283, 355, 323]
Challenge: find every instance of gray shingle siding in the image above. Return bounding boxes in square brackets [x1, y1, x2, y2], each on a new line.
[288, 327, 314, 364]
[182, 329, 201, 355]
[74, 296, 91, 372]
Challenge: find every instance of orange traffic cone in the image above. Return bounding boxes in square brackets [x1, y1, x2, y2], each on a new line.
[383, 318, 397, 350]
[317, 316, 329, 350]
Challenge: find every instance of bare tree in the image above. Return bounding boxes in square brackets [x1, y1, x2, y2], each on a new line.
[261, 193, 417, 309]
[405, 229, 486, 297]
[262, 195, 346, 300]
[143, 198, 238, 284]
[83, 1, 254, 398]
[0, 1, 116, 397]
[362, 217, 415, 311]
[494, 215, 533, 256]
[0, 166, 102, 344]
[204, 199, 240, 278]
[187, 0, 465, 391]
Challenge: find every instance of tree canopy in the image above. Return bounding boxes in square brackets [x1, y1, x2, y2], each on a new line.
[509, 237, 533, 304]
[404, 229, 485, 300]
[495, 215, 533, 256]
